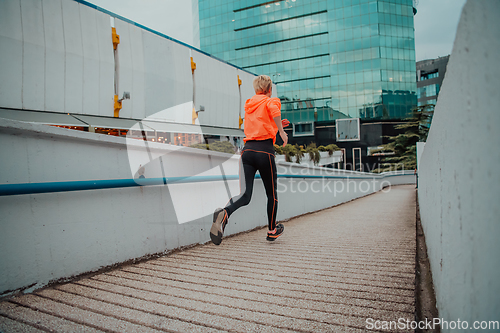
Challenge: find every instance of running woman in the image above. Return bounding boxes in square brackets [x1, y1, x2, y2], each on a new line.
[210, 75, 289, 245]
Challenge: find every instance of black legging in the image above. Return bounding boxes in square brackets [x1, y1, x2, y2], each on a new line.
[224, 139, 278, 231]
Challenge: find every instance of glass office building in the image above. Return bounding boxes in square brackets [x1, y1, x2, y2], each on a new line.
[416, 55, 449, 108]
[198, 0, 417, 126]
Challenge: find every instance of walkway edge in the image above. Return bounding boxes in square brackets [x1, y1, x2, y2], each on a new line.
[415, 190, 440, 332]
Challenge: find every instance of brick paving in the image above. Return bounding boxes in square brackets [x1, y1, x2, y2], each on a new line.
[0, 185, 416, 332]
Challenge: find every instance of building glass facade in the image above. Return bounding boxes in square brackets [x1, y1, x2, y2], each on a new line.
[199, 0, 417, 124]
[416, 55, 449, 107]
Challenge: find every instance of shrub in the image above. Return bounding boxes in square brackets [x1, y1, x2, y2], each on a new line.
[275, 142, 340, 164]
[277, 144, 303, 163]
[273, 144, 283, 155]
[305, 143, 320, 165]
[318, 143, 340, 156]
[190, 141, 235, 154]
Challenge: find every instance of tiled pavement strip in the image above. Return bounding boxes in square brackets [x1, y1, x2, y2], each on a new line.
[0, 185, 416, 332]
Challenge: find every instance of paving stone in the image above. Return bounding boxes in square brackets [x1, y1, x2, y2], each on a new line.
[0, 299, 106, 332]
[8, 294, 164, 332]
[0, 314, 47, 333]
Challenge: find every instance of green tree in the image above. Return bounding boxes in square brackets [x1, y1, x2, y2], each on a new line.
[372, 104, 434, 172]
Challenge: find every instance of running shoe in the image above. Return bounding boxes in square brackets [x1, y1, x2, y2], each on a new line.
[210, 208, 228, 245]
[266, 223, 284, 241]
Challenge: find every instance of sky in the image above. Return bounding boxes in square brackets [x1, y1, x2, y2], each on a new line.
[87, 0, 468, 62]
[89, 0, 196, 45]
[413, 0, 467, 60]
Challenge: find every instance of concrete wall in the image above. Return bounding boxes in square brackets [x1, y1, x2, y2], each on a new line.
[0, 119, 414, 294]
[418, 0, 500, 329]
[0, 0, 258, 127]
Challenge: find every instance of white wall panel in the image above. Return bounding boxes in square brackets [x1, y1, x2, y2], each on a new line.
[240, 70, 261, 130]
[229, 68, 240, 128]
[20, 0, 45, 111]
[114, 20, 133, 118]
[228, 69, 240, 128]
[221, 66, 239, 128]
[0, 0, 23, 109]
[171, 42, 193, 113]
[194, 54, 256, 129]
[212, 61, 224, 127]
[207, 55, 220, 126]
[62, 0, 83, 113]
[80, 5, 100, 116]
[142, 32, 192, 120]
[129, 24, 146, 120]
[193, 52, 210, 126]
[143, 32, 171, 117]
[194, 51, 220, 127]
[42, 0, 65, 113]
[215, 61, 228, 127]
[95, 10, 114, 117]
[240, 70, 257, 101]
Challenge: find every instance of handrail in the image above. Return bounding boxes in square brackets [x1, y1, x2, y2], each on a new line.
[0, 171, 411, 196]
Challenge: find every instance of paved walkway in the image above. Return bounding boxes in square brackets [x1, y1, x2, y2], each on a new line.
[0, 185, 416, 332]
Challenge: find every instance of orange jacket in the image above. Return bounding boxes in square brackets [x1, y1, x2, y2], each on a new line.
[243, 94, 281, 143]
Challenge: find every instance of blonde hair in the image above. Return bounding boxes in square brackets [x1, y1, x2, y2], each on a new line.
[253, 75, 272, 94]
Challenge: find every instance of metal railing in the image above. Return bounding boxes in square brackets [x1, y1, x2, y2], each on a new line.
[0, 171, 412, 196]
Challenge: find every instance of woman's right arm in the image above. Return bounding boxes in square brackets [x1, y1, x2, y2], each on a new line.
[274, 116, 288, 147]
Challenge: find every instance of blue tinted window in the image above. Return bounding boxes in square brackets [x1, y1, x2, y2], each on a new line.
[421, 71, 439, 80]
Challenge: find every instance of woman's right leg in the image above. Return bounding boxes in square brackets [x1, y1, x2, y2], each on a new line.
[225, 152, 257, 216]
[211, 151, 257, 245]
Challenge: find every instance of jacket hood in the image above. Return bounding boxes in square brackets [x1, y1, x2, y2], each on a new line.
[244, 94, 269, 114]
